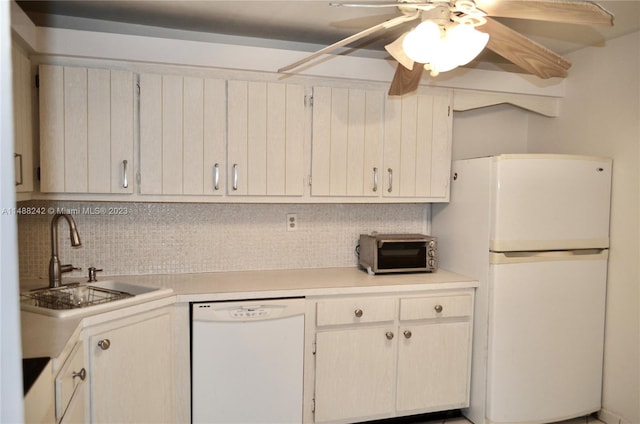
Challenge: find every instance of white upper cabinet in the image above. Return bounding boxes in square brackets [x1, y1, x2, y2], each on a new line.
[36, 61, 451, 203]
[139, 73, 226, 196]
[311, 86, 384, 197]
[12, 42, 34, 195]
[39, 65, 134, 193]
[311, 87, 452, 201]
[383, 92, 452, 200]
[227, 80, 306, 196]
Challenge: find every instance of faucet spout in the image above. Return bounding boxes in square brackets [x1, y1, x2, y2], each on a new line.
[49, 214, 82, 288]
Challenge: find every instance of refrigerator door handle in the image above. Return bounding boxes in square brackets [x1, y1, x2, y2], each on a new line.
[490, 249, 608, 264]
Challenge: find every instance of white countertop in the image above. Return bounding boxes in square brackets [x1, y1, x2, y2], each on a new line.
[21, 267, 477, 359]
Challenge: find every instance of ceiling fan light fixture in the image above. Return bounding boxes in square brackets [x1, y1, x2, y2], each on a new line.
[446, 22, 490, 66]
[402, 20, 443, 64]
[402, 19, 489, 76]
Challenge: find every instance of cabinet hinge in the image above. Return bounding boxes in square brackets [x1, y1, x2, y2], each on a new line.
[308, 175, 312, 187]
[136, 81, 141, 95]
[304, 95, 313, 107]
[312, 340, 316, 355]
[448, 105, 451, 116]
[311, 398, 315, 413]
[35, 74, 39, 89]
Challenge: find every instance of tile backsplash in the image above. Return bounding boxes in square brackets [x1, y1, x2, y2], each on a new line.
[18, 201, 428, 280]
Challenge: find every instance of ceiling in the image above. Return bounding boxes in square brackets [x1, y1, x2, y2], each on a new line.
[15, 1, 640, 72]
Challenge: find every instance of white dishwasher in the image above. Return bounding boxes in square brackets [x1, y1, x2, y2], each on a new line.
[191, 298, 305, 424]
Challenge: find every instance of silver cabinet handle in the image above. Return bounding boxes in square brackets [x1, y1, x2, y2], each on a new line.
[97, 339, 111, 350]
[214, 163, 220, 191]
[232, 164, 239, 191]
[434, 304, 443, 313]
[354, 308, 363, 318]
[122, 160, 129, 189]
[387, 168, 393, 193]
[372, 167, 378, 192]
[385, 331, 394, 340]
[15, 153, 23, 186]
[72, 368, 86, 381]
[403, 330, 412, 339]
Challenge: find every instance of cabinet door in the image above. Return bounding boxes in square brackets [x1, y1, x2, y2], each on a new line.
[314, 327, 396, 423]
[12, 42, 34, 193]
[227, 80, 305, 196]
[311, 86, 384, 197]
[39, 65, 134, 193]
[139, 73, 226, 195]
[396, 321, 471, 412]
[383, 91, 452, 199]
[88, 309, 174, 423]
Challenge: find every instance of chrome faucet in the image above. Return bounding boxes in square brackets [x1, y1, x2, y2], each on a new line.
[49, 213, 82, 288]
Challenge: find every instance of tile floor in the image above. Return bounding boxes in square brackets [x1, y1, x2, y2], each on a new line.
[421, 416, 603, 424]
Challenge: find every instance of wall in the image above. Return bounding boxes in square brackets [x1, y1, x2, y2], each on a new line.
[18, 201, 428, 281]
[528, 32, 640, 424]
[2, 0, 25, 420]
[451, 104, 529, 160]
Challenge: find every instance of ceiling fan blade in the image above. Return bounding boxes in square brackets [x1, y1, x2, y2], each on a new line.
[278, 12, 420, 73]
[475, 0, 613, 26]
[388, 62, 424, 96]
[477, 17, 571, 79]
[385, 33, 414, 70]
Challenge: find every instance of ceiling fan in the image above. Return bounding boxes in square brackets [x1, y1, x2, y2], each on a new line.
[277, 0, 614, 96]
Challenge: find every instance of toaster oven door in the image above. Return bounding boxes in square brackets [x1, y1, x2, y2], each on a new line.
[377, 241, 427, 270]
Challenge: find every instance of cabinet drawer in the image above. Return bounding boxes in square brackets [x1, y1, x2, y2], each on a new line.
[55, 341, 85, 421]
[400, 295, 472, 321]
[316, 297, 396, 327]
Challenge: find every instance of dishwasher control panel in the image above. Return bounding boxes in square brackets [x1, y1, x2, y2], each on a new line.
[192, 299, 305, 323]
[230, 306, 271, 319]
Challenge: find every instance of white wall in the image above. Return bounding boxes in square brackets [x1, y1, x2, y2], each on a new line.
[1, 1, 25, 422]
[528, 32, 640, 424]
[452, 104, 529, 160]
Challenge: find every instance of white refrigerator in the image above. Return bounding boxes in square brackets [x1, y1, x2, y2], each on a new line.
[432, 154, 611, 424]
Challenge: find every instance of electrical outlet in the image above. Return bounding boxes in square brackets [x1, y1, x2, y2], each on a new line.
[287, 213, 297, 231]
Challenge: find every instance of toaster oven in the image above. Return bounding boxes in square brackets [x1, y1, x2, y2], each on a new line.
[358, 233, 438, 275]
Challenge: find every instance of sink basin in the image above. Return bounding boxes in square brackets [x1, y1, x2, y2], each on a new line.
[21, 280, 173, 318]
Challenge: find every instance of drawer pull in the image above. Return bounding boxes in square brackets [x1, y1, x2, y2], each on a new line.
[434, 304, 443, 313]
[72, 368, 86, 381]
[354, 308, 363, 318]
[97, 339, 111, 350]
[385, 331, 394, 340]
[403, 330, 412, 339]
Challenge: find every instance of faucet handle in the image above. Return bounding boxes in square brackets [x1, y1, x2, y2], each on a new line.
[60, 264, 81, 274]
[87, 267, 103, 282]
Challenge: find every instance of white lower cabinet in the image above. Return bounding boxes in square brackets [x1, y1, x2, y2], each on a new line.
[85, 307, 175, 423]
[55, 341, 88, 424]
[312, 291, 473, 424]
[314, 326, 397, 422]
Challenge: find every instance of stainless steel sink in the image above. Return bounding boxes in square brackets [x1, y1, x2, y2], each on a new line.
[21, 280, 173, 318]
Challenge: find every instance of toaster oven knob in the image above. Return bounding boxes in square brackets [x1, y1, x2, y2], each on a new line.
[354, 308, 363, 318]
[428, 249, 436, 257]
[428, 240, 436, 248]
[428, 259, 436, 266]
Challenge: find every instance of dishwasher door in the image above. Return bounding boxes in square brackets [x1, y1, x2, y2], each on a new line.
[191, 298, 305, 424]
